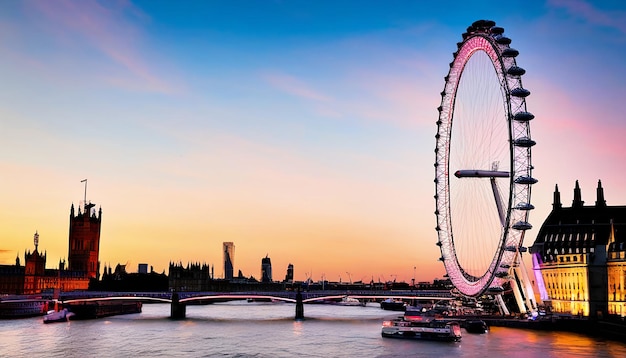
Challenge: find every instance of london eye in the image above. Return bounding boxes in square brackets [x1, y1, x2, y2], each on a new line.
[434, 20, 537, 298]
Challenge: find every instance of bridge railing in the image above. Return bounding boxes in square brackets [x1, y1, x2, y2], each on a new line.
[58, 289, 453, 302]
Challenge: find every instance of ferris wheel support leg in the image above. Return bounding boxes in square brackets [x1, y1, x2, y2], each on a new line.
[490, 177, 506, 227]
[515, 253, 539, 314]
[495, 294, 510, 316]
[510, 276, 528, 315]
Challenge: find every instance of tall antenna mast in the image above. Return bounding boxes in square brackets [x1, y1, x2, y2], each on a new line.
[81, 178, 88, 205]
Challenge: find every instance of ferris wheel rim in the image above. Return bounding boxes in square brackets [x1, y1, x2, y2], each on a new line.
[434, 20, 536, 297]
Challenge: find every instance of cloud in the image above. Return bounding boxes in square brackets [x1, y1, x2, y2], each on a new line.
[261, 71, 332, 102]
[532, 78, 626, 159]
[0, 249, 15, 264]
[20, 0, 180, 94]
[549, 0, 626, 35]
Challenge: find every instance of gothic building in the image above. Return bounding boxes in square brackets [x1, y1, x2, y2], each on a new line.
[168, 262, 214, 291]
[0, 201, 100, 295]
[530, 180, 626, 318]
[0, 231, 90, 295]
[68, 202, 102, 279]
[23, 232, 46, 294]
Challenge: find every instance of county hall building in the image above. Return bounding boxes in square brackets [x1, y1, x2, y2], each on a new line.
[531, 180, 626, 319]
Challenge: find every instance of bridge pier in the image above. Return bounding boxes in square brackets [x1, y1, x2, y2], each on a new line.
[170, 292, 186, 319]
[295, 289, 304, 320]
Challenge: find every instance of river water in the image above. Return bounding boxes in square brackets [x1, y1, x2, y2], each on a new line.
[2, 301, 626, 357]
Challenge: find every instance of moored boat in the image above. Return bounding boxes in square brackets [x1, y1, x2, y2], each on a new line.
[380, 298, 406, 311]
[381, 306, 461, 341]
[65, 300, 142, 319]
[43, 308, 74, 323]
[0, 298, 50, 319]
[464, 319, 489, 334]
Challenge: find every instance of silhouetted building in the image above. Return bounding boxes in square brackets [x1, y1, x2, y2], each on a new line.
[68, 202, 102, 279]
[0, 232, 90, 294]
[531, 180, 626, 318]
[138, 263, 148, 274]
[0, 195, 102, 295]
[0, 256, 25, 294]
[169, 262, 214, 291]
[223, 242, 234, 279]
[261, 255, 272, 283]
[23, 232, 46, 294]
[92, 262, 168, 291]
[284, 263, 294, 283]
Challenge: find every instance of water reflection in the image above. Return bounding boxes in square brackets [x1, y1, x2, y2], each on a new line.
[0, 303, 624, 358]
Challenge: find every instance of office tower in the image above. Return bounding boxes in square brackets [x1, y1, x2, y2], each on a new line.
[261, 255, 272, 283]
[223, 242, 235, 279]
[284, 263, 294, 283]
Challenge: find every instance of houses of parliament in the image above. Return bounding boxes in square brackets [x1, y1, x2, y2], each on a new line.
[0, 201, 102, 295]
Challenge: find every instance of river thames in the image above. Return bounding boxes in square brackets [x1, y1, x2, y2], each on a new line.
[2, 301, 626, 357]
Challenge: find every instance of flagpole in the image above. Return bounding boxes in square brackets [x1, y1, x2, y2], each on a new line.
[81, 179, 87, 206]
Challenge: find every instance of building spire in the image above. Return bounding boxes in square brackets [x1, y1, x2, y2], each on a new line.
[553, 184, 562, 210]
[572, 180, 584, 208]
[33, 231, 39, 252]
[596, 180, 606, 208]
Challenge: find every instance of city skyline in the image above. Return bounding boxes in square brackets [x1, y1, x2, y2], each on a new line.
[2, 1, 626, 283]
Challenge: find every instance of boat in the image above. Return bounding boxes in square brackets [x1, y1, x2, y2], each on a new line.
[43, 308, 74, 324]
[0, 298, 51, 319]
[65, 300, 142, 319]
[336, 296, 365, 306]
[464, 319, 489, 334]
[380, 298, 406, 311]
[381, 306, 462, 341]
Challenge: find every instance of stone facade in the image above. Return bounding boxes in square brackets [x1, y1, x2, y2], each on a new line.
[531, 180, 626, 318]
[0, 201, 100, 295]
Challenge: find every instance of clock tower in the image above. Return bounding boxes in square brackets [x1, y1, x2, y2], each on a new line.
[68, 201, 102, 279]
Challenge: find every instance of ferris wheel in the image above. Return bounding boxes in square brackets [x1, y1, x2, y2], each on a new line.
[434, 20, 537, 298]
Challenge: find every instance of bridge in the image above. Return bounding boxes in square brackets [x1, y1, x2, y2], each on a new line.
[55, 290, 454, 319]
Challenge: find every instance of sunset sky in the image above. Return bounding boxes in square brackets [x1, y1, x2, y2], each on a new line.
[1, 1, 626, 284]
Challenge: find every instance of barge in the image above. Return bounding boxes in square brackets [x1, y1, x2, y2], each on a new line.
[381, 306, 461, 341]
[65, 300, 142, 320]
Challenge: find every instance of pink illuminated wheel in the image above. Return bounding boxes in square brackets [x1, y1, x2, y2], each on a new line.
[434, 20, 537, 297]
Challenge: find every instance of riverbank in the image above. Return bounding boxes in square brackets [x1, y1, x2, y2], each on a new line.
[478, 316, 626, 342]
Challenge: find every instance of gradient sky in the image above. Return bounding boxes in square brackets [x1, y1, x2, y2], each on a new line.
[1, 0, 626, 284]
